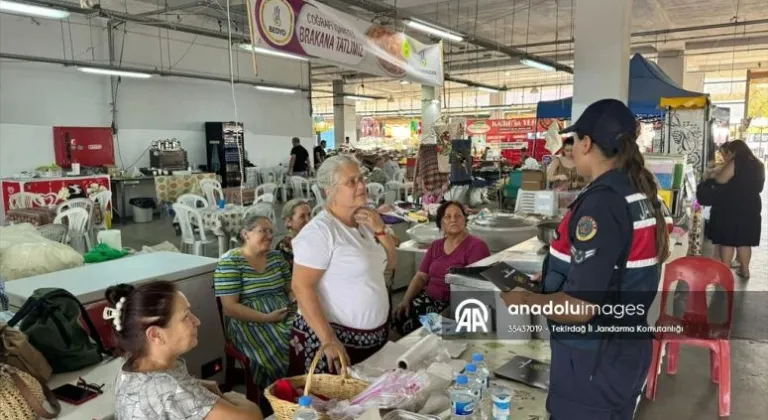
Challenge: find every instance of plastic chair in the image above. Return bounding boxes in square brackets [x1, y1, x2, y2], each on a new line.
[244, 203, 276, 225]
[200, 179, 223, 205]
[311, 204, 323, 218]
[177, 193, 209, 209]
[53, 208, 91, 253]
[393, 168, 406, 183]
[82, 301, 119, 354]
[268, 167, 288, 202]
[386, 181, 413, 203]
[9, 192, 45, 209]
[57, 198, 95, 248]
[215, 298, 261, 403]
[367, 182, 385, 205]
[253, 193, 275, 205]
[290, 176, 311, 200]
[91, 190, 112, 231]
[311, 184, 326, 207]
[255, 183, 278, 197]
[172, 203, 215, 256]
[645, 256, 734, 417]
[36, 223, 68, 244]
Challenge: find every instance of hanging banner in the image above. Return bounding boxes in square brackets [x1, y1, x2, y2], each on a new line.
[466, 118, 555, 143]
[252, 0, 444, 86]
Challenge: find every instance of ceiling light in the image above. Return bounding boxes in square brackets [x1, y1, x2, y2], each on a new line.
[77, 67, 152, 79]
[520, 58, 556, 72]
[406, 19, 463, 43]
[346, 95, 374, 101]
[477, 86, 499, 93]
[0, 0, 70, 19]
[255, 86, 296, 94]
[238, 44, 308, 61]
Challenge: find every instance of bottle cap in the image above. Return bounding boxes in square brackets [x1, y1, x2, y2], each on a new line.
[456, 375, 468, 385]
[465, 363, 477, 373]
[472, 352, 484, 362]
[298, 396, 312, 407]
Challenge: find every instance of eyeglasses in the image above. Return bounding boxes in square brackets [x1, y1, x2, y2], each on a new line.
[251, 227, 274, 236]
[340, 175, 366, 188]
[77, 377, 105, 394]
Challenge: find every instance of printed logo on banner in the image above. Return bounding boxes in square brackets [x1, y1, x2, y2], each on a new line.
[455, 298, 489, 333]
[259, 0, 294, 46]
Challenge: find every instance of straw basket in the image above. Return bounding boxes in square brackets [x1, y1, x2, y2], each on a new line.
[264, 344, 369, 420]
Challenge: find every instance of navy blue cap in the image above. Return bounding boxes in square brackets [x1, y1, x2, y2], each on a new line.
[559, 99, 637, 155]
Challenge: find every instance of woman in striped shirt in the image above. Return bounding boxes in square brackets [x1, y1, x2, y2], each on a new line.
[214, 214, 293, 389]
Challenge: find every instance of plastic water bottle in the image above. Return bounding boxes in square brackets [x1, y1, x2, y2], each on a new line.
[450, 375, 476, 419]
[292, 396, 318, 420]
[472, 352, 491, 390]
[464, 363, 483, 400]
[490, 386, 512, 420]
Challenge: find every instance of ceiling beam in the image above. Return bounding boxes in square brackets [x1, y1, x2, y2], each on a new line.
[131, 1, 208, 18]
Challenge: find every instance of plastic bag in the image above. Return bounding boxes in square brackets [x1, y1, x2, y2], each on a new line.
[326, 370, 431, 418]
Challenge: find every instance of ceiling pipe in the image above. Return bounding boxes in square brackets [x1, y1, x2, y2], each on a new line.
[0, 52, 310, 91]
[131, 1, 208, 18]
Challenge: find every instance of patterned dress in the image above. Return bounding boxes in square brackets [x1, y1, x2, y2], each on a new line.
[214, 249, 293, 388]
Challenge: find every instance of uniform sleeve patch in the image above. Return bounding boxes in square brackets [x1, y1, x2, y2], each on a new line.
[571, 246, 597, 264]
[575, 216, 598, 242]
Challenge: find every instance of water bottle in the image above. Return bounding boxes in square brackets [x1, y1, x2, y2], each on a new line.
[292, 396, 318, 420]
[490, 386, 512, 420]
[472, 352, 491, 390]
[464, 363, 483, 400]
[450, 375, 475, 419]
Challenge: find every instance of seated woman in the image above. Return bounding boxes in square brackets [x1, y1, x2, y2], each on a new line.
[275, 198, 312, 268]
[547, 138, 586, 191]
[391, 201, 491, 337]
[215, 214, 293, 389]
[290, 155, 398, 375]
[108, 281, 262, 420]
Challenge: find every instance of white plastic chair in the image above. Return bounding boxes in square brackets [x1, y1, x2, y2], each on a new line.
[393, 168, 406, 183]
[244, 202, 276, 225]
[9, 192, 45, 209]
[177, 193, 209, 208]
[255, 183, 278, 196]
[311, 204, 323, 218]
[311, 184, 326, 207]
[386, 181, 413, 203]
[57, 198, 95, 246]
[291, 176, 312, 200]
[253, 193, 275, 204]
[199, 179, 223, 205]
[173, 203, 215, 256]
[367, 183, 385, 205]
[53, 207, 90, 253]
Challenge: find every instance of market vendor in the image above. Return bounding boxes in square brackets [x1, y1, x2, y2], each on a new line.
[546, 138, 587, 191]
[501, 99, 673, 420]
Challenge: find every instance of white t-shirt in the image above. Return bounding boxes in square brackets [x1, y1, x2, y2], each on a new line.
[292, 210, 389, 330]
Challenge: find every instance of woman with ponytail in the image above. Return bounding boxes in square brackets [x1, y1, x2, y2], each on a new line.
[501, 99, 672, 420]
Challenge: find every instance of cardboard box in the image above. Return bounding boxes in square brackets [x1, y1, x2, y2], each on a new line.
[521, 170, 545, 190]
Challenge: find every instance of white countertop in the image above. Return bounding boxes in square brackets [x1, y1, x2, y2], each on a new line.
[6, 252, 218, 307]
[48, 357, 123, 420]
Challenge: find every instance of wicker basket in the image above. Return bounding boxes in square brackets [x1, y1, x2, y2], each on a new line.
[264, 344, 369, 420]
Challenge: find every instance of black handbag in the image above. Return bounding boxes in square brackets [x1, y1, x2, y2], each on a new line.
[695, 179, 722, 206]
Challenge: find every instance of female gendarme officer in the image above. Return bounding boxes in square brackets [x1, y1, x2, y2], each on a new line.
[501, 99, 672, 419]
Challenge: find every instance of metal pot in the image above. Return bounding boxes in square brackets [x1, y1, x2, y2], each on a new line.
[406, 222, 441, 246]
[536, 220, 560, 243]
[467, 212, 538, 252]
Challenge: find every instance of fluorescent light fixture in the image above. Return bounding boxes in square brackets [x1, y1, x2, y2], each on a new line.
[406, 19, 463, 43]
[520, 58, 556, 72]
[0, 0, 70, 19]
[255, 86, 296, 94]
[77, 67, 152, 79]
[238, 43, 307, 61]
[346, 95, 374, 101]
[477, 86, 499, 93]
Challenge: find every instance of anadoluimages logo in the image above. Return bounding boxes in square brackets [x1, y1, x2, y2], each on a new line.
[455, 299, 489, 333]
[259, 0, 294, 46]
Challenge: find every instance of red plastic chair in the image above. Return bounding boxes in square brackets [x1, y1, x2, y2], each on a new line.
[215, 298, 262, 404]
[81, 300, 120, 355]
[645, 256, 734, 417]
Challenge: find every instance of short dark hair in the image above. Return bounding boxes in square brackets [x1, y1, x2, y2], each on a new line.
[105, 281, 178, 359]
[562, 138, 574, 147]
[521, 147, 528, 153]
[435, 200, 468, 230]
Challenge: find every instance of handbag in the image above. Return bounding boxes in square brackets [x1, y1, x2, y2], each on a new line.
[695, 179, 722, 206]
[0, 363, 60, 420]
[0, 323, 53, 381]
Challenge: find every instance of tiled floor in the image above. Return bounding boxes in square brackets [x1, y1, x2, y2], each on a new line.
[119, 178, 768, 419]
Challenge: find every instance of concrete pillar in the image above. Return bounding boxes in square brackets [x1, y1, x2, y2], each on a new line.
[657, 50, 685, 86]
[684, 72, 705, 93]
[489, 92, 504, 120]
[572, 0, 632, 120]
[421, 85, 440, 144]
[332, 80, 357, 146]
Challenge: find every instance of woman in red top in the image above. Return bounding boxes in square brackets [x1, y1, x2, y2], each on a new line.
[391, 201, 491, 337]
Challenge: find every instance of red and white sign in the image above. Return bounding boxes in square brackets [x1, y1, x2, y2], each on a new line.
[467, 118, 561, 163]
[1, 175, 111, 216]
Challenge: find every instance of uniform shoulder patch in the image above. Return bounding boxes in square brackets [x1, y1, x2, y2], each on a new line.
[575, 216, 598, 241]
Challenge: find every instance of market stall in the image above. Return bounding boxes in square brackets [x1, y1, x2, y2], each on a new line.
[0, 174, 111, 217]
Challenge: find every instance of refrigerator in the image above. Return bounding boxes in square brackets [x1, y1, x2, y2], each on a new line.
[204, 122, 244, 188]
[53, 126, 115, 168]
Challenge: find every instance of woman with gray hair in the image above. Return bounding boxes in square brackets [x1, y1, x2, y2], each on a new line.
[214, 214, 293, 389]
[289, 155, 398, 375]
[275, 198, 312, 268]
